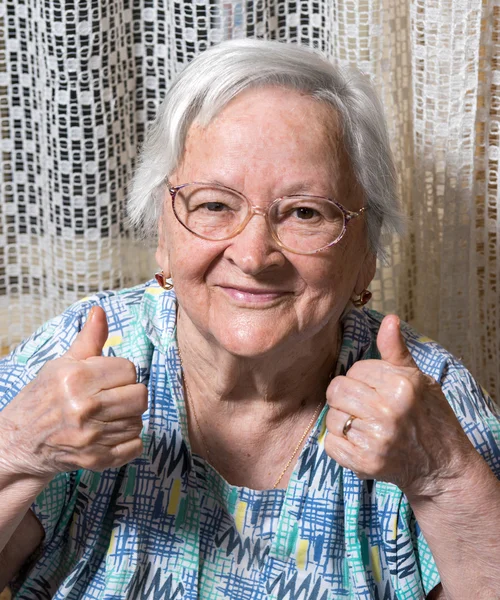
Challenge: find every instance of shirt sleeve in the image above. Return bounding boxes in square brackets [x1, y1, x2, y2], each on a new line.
[415, 355, 500, 596]
[0, 300, 95, 547]
[439, 357, 500, 478]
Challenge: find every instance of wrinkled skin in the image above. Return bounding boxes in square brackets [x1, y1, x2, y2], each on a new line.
[0, 307, 147, 481]
[325, 314, 478, 498]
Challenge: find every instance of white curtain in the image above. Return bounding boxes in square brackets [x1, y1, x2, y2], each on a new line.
[0, 0, 498, 400]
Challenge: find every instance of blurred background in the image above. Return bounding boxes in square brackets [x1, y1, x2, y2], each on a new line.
[0, 0, 498, 400]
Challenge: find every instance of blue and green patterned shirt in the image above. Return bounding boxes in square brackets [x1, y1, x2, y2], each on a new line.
[1, 280, 499, 599]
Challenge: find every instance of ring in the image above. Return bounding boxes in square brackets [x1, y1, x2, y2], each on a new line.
[342, 415, 357, 438]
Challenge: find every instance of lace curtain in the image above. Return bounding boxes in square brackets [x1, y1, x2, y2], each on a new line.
[0, 0, 498, 399]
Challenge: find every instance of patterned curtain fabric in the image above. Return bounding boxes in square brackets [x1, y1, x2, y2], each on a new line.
[0, 0, 498, 399]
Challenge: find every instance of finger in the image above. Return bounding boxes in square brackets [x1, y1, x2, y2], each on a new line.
[77, 437, 144, 472]
[326, 407, 374, 453]
[66, 306, 108, 361]
[75, 356, 139, 391]
[324, 430, 362, 473]
[108, 437, 144, 468]
[90, 416, 144, 445]
[345, 359, 417, 401]
[377, 315, 417, 369]
[327, 375, 381, 418]
[92, 384, 148, 421]
[326, 406, 364, 440]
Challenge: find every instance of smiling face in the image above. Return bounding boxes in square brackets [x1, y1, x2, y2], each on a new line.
[156, 86, 376, 358]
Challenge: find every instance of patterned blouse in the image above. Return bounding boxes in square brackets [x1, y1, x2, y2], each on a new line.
[1, 281, 499, 600]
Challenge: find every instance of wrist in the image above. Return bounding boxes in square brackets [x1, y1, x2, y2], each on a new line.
[0, 438, 54, 491]
[406, 454, 500, 600]
[0, 415, 56, 485]
[0, 463, 53, 492]
[406, 451, 500, 527]
[403, 443, 489, 503]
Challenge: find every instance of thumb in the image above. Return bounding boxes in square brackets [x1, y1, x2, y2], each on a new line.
[66, 306, 109, 360]
[377, 314, 417, 368]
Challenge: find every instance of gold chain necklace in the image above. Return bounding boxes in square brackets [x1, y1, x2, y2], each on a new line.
[179, 355, 325, 489]
[270, 399, 323, 489]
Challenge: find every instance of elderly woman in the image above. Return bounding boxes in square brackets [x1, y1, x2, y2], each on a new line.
[0, 39, 499, 600]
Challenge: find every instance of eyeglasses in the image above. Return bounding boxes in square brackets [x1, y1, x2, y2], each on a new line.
[167, 181, 367, 255]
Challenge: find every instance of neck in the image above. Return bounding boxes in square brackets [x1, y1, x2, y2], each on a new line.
[176, 307, 342, 420]
[176, 308, 343, 489]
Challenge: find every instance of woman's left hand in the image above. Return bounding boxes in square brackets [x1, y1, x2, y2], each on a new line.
[325, 315, 478, 498]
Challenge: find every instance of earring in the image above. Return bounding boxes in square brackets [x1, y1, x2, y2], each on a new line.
[155, 270, 174, 291]
[352, 289, 372, 307]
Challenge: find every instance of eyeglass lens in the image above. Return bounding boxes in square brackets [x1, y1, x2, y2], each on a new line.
[173, 183, 345, 253]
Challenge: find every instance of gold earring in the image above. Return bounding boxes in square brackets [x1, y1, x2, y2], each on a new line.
[155, 270, 174, 291]
[352, 289, 372, 307]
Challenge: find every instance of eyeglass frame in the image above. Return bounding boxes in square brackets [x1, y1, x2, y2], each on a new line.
[166, 180, 367, 256]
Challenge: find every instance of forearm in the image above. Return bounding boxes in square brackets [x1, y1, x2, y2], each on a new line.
[0, 471, 48, 554]
[408, 454, 500, 600]
[0, 504, 45, 589]
[0, 449, 49, 586]
[0, 412, 52, 555]
[0, 406, 50, 585]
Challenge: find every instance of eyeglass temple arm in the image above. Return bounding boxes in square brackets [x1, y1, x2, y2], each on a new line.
[345, 206, 368, 221]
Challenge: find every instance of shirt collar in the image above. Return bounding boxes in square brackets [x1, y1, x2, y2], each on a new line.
[138, 280, 178, 354]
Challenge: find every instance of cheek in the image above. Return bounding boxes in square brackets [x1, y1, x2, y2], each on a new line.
[298, 245, 353, 289]
[296, 246, 363, 308]
[156, 205, 212, 278]
[170, 235, 227, 284]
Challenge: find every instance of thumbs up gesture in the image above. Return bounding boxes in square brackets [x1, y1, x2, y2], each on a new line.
[0, 306, 148, 481]
[325, 315, 475, 498]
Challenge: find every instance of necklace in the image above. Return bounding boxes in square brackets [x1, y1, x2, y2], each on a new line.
[179, 355, 325, 489]
[270, 399, 323, 489]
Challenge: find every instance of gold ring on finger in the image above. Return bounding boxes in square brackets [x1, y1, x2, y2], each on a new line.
[342, 414, 357, 438]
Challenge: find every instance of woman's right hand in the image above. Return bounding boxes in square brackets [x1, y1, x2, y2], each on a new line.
[0, 306, 148, 480]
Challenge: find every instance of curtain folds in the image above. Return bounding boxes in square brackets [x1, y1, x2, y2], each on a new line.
[0, 0, 498, 399]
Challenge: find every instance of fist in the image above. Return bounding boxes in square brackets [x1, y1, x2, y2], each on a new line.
[325, 315, 475, 497]
[0, 306, 148, 479]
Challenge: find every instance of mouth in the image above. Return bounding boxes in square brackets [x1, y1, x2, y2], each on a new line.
[217, 285, 292, 304]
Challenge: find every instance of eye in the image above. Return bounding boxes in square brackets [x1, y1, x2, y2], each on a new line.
[294, 206, 318, 220]
[203, 202, 227, 212]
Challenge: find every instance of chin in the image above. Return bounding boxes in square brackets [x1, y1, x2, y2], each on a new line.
[211, 325, 287, 359]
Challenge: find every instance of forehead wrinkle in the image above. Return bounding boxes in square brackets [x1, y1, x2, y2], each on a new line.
[176, 89, 358, 204]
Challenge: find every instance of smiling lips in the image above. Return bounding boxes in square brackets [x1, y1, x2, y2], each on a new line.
[219, 286, 292, 304]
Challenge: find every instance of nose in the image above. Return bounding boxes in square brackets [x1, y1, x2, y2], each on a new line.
[224, 211, 286, 275]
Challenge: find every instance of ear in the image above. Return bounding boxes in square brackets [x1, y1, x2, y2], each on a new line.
[353, 251, 376, 294]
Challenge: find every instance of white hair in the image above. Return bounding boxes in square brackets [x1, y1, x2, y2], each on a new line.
[128, 38, 404, 257]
